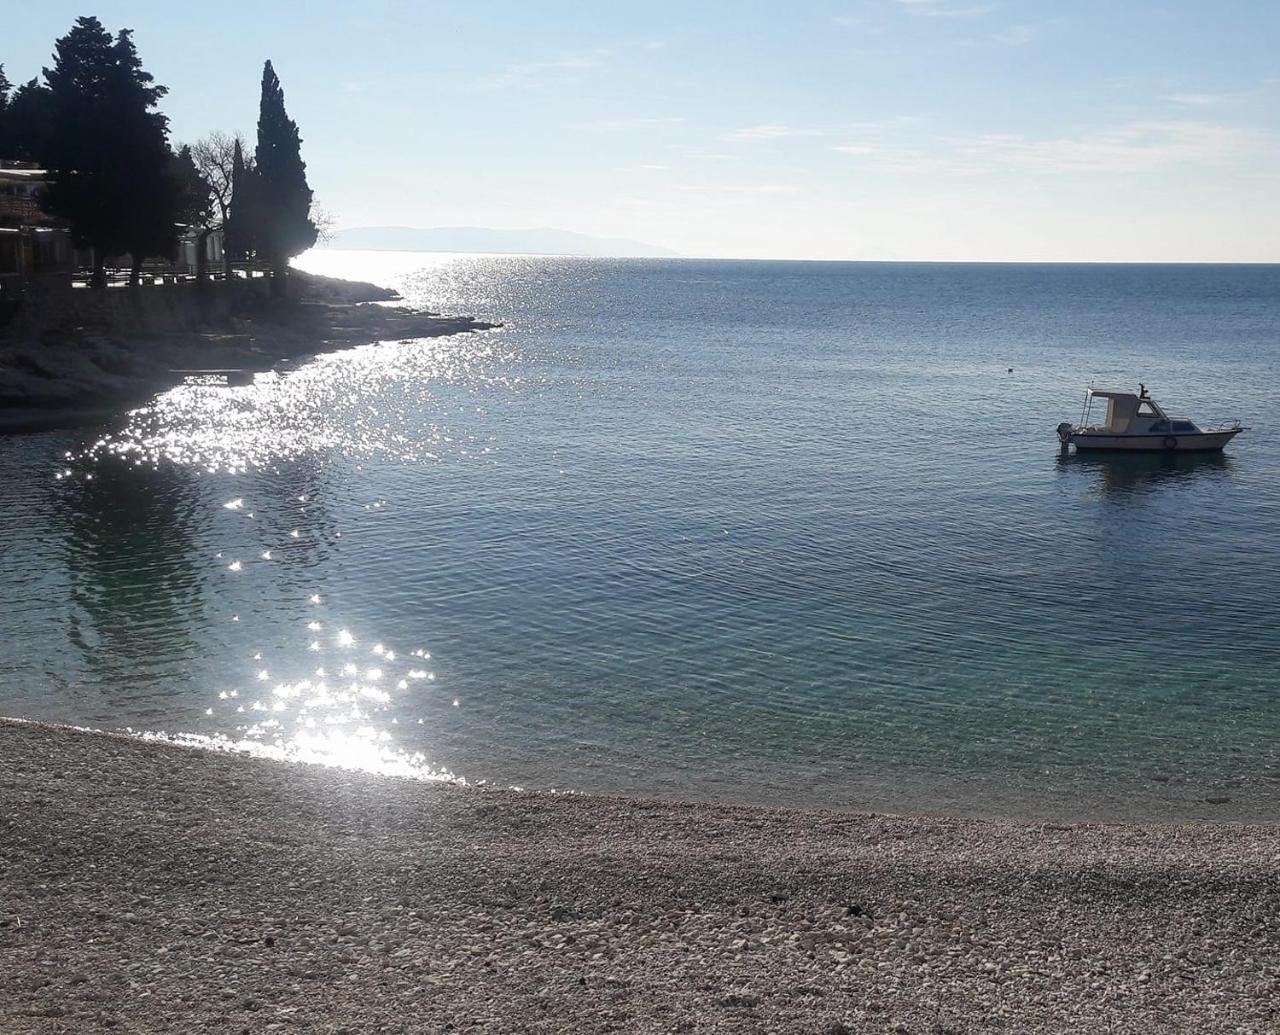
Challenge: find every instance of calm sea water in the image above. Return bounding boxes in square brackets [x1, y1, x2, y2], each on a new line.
[2, 253, 1278, 820]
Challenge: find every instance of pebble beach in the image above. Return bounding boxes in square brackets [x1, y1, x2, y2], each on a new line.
[2, 718, 1278, 1033]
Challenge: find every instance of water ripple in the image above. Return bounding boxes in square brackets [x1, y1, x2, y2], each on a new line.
[2, 255, 1279, 818]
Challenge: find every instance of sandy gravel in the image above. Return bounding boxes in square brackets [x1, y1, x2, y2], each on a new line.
[2, 718, 1278, 1034]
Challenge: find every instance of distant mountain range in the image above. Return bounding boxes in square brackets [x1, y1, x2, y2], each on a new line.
[323, 226, 679, 259]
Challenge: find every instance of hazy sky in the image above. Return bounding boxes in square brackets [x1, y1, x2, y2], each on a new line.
[6, 2, 1280, 261]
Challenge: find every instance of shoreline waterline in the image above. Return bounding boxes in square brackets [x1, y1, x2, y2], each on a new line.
[0, 269, 498, 435]
[5, 714, 1274, 825]
[3, 717, 1277, 1033]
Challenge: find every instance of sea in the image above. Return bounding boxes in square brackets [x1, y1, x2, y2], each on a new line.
[2, 252, 1278, 821]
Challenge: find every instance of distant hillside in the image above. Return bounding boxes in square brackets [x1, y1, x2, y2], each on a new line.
[324, 226, 679, 259]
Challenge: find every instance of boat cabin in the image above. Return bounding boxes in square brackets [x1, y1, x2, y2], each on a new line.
[1084, 389, 1199, 436]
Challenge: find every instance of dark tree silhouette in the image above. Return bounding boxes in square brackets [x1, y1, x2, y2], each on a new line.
[0, 80, 53, 162]
[41, 17, 176, 287]
[168, 145, 213, 278]
[224, 135, 259, 269]
[0, 65, 9, 157]
[112, 29, 180, 286]
[254, 61, 316, 296]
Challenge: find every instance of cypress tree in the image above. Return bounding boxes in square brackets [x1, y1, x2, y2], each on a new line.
[111, 29, 179, 285]
[225, 136, 258, 268]
[254, 60, 316, 296]
[41, 17, 174, 287]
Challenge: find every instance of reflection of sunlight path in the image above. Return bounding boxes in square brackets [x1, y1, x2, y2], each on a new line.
[76, 332, 518, 472]
[56, 440, 465, 781]
[139, 531, 462, 780]
[133, 727, 462, 782]
[195, 491, 462, 782]
[52, 333, 515, 784]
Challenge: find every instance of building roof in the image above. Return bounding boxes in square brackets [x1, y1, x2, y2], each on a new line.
[0, 168, 50, 182]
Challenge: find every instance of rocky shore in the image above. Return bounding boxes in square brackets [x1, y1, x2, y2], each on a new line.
[0, 271, 499, 433]
[2, 718, 1277, 1034]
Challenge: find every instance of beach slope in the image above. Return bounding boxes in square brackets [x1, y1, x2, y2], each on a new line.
[1, 719, 1276, 1033]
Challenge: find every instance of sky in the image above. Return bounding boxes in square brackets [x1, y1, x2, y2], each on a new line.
[5, 1, 1280, 261]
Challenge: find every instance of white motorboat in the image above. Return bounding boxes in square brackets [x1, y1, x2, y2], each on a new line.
[1056, 385, 1246, 453]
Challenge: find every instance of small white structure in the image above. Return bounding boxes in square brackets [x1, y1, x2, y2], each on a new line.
[1056, 386, 1246, 453]
[176, 226, 224, 276]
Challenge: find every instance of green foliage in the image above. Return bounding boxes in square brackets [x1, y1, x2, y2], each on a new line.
[254, 60, 316, 279]
[39, 17, 177, 278]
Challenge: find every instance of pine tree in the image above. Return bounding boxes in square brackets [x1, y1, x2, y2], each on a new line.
[3, 81, 53, 162]
[41, 17, 175, 287]
[254, 61, 316, 296]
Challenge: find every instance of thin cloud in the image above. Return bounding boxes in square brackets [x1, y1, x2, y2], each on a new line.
[832, 142, 931, 172]
[1163, 92, 1237, 108]
[832, 13, 892, 33]
[892, 0, 997, 18]
[674, 183, 800, 195]
[575, 116, 687, 132]
[472, 53, 607, 90]
[841, 115, 927, 132]
[724, 124, 823, 142]
[992, 24, 1041, 46]
[834, 120, 1273, 176]
[957, 121, 1270, 173]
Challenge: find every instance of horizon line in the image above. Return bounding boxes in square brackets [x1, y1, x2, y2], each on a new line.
[316, 246, 1280, 267]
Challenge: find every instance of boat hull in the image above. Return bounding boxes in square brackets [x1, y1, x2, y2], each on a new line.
[1068, 429, 1242, 453]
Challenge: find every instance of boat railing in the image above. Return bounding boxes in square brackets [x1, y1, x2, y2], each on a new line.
[1199, 418, 1246, 432]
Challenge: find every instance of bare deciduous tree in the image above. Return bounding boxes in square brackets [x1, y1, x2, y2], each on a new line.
[310, 200, 335, 245]
[190, 131, 246, 278]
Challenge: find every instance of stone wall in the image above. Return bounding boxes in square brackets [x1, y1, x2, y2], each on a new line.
[0, 275, 272, 340]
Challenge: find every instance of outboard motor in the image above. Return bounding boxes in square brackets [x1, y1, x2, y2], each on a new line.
[1056, 421, 1074, 447]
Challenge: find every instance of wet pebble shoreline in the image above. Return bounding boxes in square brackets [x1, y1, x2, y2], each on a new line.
[2, 718, 1278, 1033]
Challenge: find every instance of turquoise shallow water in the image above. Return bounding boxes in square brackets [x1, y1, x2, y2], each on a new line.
[2, 253, 1279, 819]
